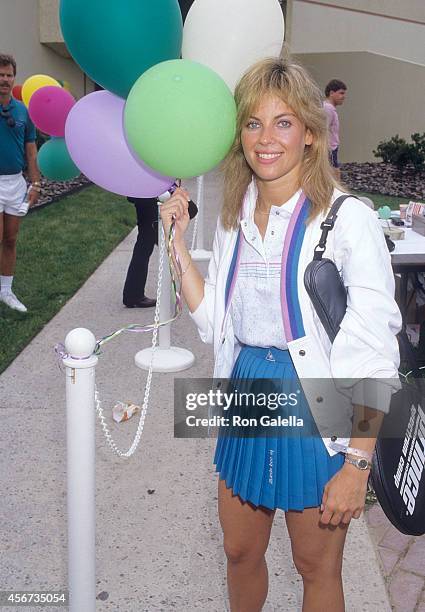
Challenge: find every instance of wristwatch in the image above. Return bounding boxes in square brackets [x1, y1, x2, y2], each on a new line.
[29, 183, 41, 193]
[345, 455, 372, 471]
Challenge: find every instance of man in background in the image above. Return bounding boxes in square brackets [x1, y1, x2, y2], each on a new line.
[122, 197, 157, 309]
[0, 53, 40, 312]
[324, 79, 347, 179]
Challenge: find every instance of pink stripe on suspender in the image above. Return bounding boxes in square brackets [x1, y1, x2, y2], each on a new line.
[280, 191, 306, 341]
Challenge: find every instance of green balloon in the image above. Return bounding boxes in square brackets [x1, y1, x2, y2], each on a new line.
[125, 60, 237, 178]
[38, 138, 80, 181]
[60, 0, 182, 99]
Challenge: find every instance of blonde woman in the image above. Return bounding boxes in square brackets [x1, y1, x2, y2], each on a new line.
[160, 57, 401, 611]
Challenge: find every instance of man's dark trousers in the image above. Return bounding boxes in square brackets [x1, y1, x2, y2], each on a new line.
[123, 197, 158, 306]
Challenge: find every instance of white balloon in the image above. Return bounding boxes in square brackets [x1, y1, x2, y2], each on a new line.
[182, 0, 285, 92]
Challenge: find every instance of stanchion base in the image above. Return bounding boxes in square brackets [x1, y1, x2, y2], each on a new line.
[190, 249, 212, 262]
[135, 347, 195, 372]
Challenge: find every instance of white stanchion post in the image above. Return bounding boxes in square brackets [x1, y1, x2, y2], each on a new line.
[190, 175, 212, 262]
[63, 328, 98, 612]
[135, 203, 195, 373]
[158, 216, 171, 351]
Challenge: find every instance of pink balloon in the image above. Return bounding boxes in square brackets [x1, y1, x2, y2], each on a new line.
[28, 86, 75, 137]
[65, 91, 174, 197]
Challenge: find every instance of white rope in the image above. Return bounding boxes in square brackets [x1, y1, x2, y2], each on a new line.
[94, 230, 166, 457]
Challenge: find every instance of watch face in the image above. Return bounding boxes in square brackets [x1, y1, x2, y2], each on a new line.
[358, 459, 368, 470]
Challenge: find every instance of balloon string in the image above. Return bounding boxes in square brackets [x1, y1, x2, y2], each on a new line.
[55, 202, 186, 360]
[93, 219, 184, 355]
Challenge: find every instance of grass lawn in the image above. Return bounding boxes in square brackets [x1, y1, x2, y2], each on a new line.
[350, 189, 408, 210]
[0, 186, 134, 374]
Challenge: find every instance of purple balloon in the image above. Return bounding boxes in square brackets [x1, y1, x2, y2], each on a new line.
[29, 86, 75, 137]
[64, 91, 174, 197]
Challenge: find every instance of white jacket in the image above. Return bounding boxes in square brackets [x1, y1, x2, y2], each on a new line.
[189, 182, 402, 455]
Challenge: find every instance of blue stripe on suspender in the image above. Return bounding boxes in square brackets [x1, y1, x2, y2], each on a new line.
[284, 199, 310, 340]
[225, 229, 241, 309]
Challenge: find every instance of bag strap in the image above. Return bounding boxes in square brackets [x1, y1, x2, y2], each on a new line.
[313, 195, 352, 261]
[399, 330, 422, 380]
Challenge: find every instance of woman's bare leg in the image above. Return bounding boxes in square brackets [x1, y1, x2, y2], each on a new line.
[218, 479, 275, 612]
[285, 507, 349, 611]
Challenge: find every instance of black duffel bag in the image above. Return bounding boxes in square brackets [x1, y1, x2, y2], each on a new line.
[371, 333, 425, 535]
[304, 195, 425, 535]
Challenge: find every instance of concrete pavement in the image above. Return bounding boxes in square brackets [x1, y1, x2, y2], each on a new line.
[0, 170, 394, 611]
[365, 503, 425, 610]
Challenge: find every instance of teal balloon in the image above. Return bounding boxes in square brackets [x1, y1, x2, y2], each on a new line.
[378, 205, 392, 220]
[59, 0, 183, 99]
[124, 60, 237, 178]
[38, 138, 80, 181]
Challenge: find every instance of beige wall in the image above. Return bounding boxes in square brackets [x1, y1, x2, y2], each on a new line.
[39, 0, 66, 52]
[0, 0, 93, 98]
[292, 1, 425, 65]
[295, 51, 425, 163]
[283, 0, 294, 47]
[296, 0, 425, 23]
[290, 0, 425, 162]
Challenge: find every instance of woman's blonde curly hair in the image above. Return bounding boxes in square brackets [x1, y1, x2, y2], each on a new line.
[221, 56, 339, 230]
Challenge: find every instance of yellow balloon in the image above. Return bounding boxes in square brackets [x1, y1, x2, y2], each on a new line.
[21, 74, 61, 107]
[62, 80, 72, 93]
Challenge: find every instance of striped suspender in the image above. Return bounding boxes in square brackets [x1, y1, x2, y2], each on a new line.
[223, 192, 311, 341]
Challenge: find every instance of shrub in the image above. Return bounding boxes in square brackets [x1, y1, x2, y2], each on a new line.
[412, 132, 425, 159]
[374, 133, 425, 171]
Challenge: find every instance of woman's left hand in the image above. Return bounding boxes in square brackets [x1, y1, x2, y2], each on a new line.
[320, 463, 369, 526]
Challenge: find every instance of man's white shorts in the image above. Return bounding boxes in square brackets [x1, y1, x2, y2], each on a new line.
[0, 173, 29, 217]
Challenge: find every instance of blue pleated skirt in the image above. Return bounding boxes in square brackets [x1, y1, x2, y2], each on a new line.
[214, 346, 344, 511]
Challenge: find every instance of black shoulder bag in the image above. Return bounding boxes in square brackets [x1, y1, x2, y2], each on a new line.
[304, 195, 425, 535]
[304, 195, 349, 342]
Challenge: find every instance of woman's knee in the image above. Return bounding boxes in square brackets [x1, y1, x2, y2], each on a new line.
[292, 549, 343, 582]
[223, 538, 265, 567]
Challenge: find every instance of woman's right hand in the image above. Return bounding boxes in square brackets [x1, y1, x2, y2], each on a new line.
[159, 187, 191, 245]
